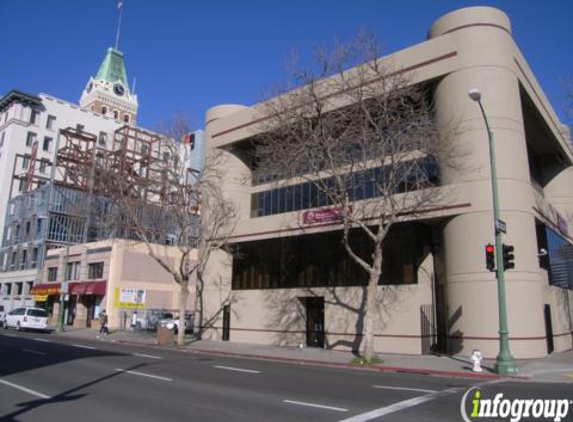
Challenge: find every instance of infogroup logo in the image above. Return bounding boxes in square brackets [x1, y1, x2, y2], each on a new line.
[460, 388, 571, 422]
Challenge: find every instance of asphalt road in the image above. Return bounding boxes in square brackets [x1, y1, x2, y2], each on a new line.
[0, 330, 571, 422]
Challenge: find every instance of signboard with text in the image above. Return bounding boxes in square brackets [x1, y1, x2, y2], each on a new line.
[113, 287, 147, 309]
[302, 206, 351, 225]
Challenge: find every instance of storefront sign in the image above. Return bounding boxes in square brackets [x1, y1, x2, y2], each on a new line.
[30, 283, 61, 296]
[302, 206, 351, 225]
[33, 295, 48, 302]
[114, 287, 146, 309]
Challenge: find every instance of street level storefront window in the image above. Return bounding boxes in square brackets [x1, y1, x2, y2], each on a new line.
[88, 262, 104, 279]
[232, 224, 429, 290]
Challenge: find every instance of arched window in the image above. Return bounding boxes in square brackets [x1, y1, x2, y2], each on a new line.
[124, 115, 129, 123]
[101, 106, 107, 115]
[113, 110, 118, 119]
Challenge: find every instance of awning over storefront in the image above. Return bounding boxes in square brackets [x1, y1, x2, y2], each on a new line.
[31, 281, 107, 297]
[69, 281, 107, 296]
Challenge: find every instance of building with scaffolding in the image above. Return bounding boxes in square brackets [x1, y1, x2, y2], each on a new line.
[0, 122, 200, 316]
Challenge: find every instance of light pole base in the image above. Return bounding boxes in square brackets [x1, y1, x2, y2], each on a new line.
[495, 355, 518, 375]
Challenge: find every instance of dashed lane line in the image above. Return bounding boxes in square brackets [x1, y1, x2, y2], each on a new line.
[133, 353, 162, 360]
[214, 365, 261, 374]
[22, 349, 47, 356]
[115, 369, 172, 382]
[0, 379, 51, 400]
[283, 399, 349, 412]
[71, 344, 97, 350]
[373, 385, 437, 394]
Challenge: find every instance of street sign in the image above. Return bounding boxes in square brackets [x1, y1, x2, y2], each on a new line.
[496, 219, 507, 234]
[61, 281, 69, 294]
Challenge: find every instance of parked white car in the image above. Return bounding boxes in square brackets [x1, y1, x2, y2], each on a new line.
[4, 307, 50, 332]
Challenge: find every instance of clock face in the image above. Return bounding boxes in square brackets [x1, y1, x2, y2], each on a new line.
[113, 83, 125, 97]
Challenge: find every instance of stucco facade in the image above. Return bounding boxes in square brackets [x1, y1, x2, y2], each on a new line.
[34, 239, 196, 330]
[200, 7, 573, 359]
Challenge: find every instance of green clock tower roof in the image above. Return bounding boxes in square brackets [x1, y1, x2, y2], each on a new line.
[95, 47, 130, 90]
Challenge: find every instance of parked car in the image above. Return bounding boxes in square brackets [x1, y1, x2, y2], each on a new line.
[4, 307, 49, 332]
[0, 305, 6, 328]
[133, 309, 174, 332]
[160, 312, 194, 334]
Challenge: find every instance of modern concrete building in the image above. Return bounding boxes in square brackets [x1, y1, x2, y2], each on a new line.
[32, 239, 195, 330]
[200, 6, 573, 359]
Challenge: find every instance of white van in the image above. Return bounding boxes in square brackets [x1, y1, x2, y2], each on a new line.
[4, 307, 49, 332]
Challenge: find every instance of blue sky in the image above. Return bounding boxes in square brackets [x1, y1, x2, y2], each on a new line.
[1, 0, 571, 130]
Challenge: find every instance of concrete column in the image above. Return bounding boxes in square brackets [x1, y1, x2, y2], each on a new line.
[431, 7, 546, 358]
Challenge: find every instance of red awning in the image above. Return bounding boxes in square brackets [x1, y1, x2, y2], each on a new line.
[69, 281, 107, 296]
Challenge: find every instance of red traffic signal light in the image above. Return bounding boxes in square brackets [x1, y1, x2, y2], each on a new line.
[485, 244, 495, 272]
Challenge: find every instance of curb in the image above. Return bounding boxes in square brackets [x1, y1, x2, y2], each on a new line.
[189, 347, 513, 380]
[110, 337, 523, 380]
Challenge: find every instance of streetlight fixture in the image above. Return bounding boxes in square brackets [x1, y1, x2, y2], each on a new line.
[468, 88, 518, 375]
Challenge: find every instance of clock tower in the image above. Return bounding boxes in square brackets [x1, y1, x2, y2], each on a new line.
[80, 47, 138, 125]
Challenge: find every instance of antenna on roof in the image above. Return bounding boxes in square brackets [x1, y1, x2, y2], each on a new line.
[115, 1, 124, 50]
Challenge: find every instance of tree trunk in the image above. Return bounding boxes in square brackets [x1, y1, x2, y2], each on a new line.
[177, 282, 189, 346]
[362, 248, 383, 360]
[194, 273, 204, 340]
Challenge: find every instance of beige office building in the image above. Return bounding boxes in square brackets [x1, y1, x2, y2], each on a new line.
[200, 7, 573, 359]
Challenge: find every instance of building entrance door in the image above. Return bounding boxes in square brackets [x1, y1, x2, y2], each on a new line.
[544, 304, 554, 354]
[222, 305, 230, 341]
[306, 297, 324, 348]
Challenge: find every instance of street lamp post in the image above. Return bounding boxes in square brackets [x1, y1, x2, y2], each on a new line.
[468, 88, 518, 375]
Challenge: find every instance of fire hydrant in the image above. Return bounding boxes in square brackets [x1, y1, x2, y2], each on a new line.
[470, 349, 483, 372]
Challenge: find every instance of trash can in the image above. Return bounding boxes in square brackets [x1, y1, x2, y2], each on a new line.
[156, 322, 175, 345]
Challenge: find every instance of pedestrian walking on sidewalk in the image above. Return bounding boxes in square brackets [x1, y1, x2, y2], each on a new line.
[98, 309, 109, 335]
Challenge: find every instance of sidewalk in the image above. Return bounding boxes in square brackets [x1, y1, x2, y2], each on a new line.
[55, 327, 573, 382]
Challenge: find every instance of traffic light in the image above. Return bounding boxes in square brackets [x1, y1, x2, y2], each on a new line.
[503, 244, 515, 270]
[485, 244, 495, 272]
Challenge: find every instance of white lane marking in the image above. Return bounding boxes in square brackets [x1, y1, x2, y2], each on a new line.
[214, 365, 261, 374]
[33, 338, 52, 343]
[133, 353, 162, 360]
[3, 334, 17, 337]
[115, 369, 172, 382]
[336, 388, 460, 422]
[71, 344, 97, 350]
[0, 379, 51, 399]
[373, 385, 437, 394]
[283, 399, 348, 412]
[22, 349, 47, 356]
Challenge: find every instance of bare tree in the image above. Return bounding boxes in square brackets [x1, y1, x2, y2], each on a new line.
[253, 32, 455, 360]
[100, 116, 236, 346]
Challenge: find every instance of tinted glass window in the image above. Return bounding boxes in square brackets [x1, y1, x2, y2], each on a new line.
[27, 309, 48, 317]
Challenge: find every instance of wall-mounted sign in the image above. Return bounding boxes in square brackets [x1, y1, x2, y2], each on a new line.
[114, 287, 146, 309]
[302, 206, 351, 225]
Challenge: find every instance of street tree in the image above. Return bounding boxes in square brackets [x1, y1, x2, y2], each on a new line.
[100, 116, 236, 346]
[253, 32, 456, 360]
